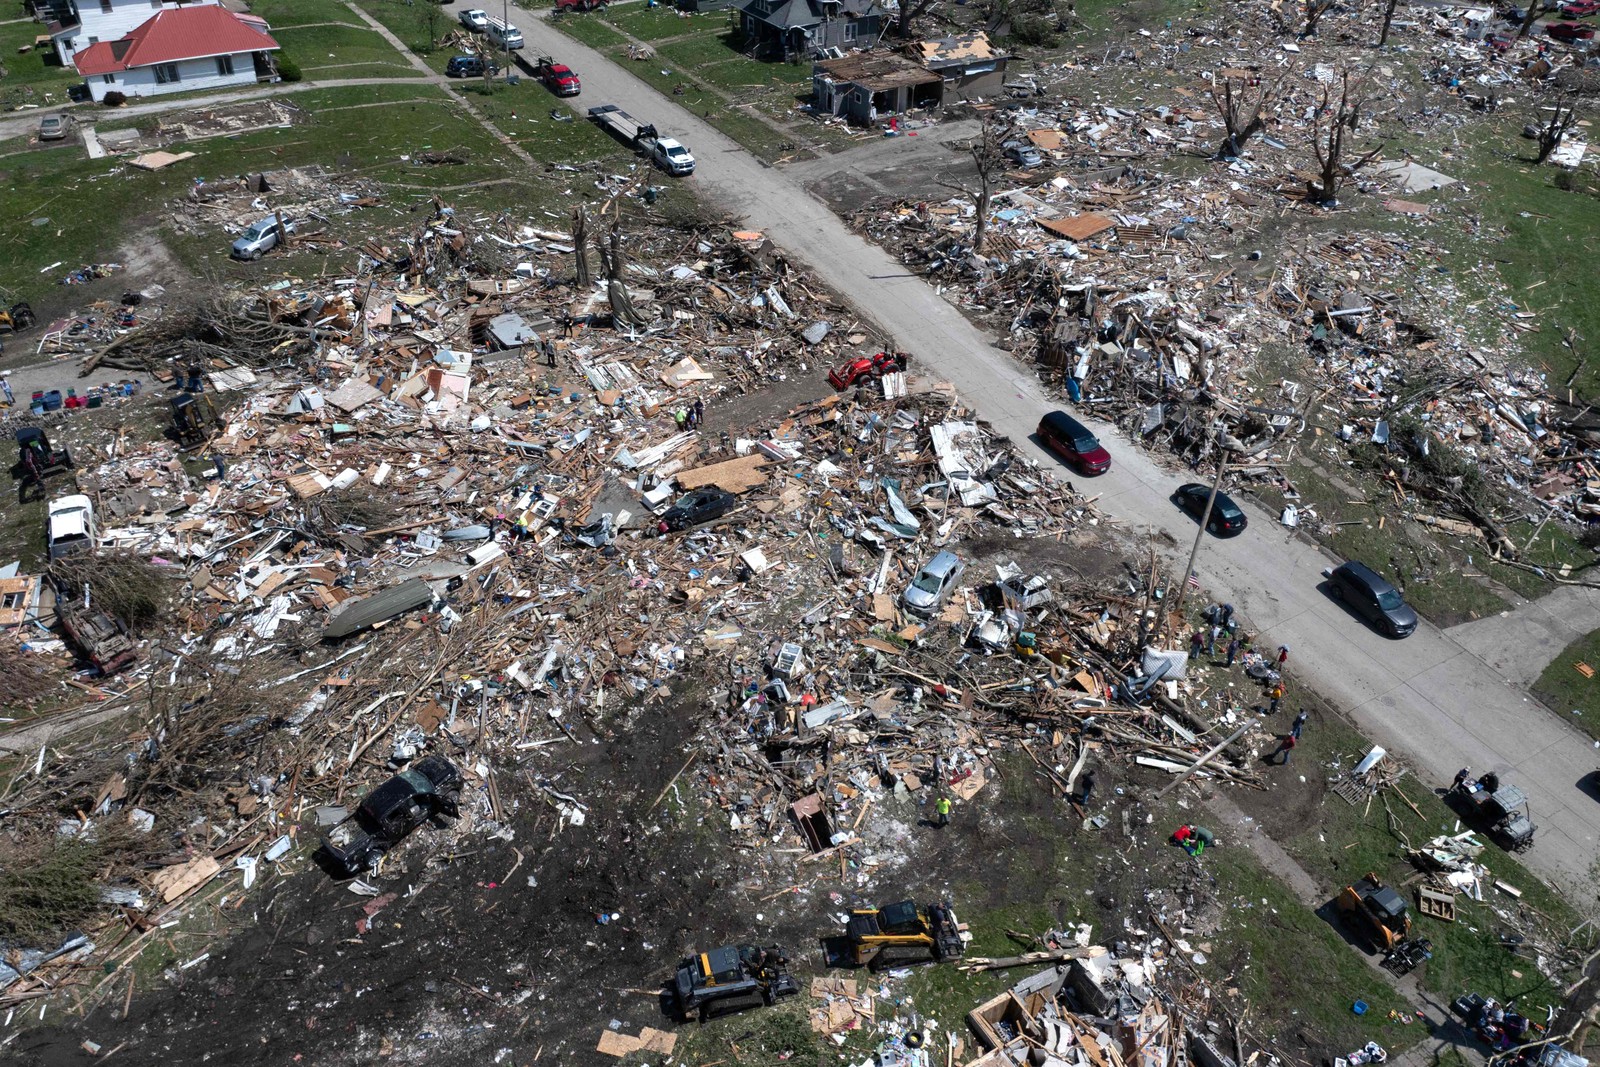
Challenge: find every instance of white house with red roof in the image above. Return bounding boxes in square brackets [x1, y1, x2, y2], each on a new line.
[68, 4, 280, 102]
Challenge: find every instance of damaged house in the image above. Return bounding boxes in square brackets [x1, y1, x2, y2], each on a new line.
[739, 0, 884, 61]
[813, 51, 943, 124]
[915, 30, 1009, 100]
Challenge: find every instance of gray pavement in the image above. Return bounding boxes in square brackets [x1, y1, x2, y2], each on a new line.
[1448, 584, 1600, 689]
[517, 10, 1600, 906]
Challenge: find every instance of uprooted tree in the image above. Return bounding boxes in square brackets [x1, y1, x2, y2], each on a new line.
[1517, 0, 1550, 40]
[1534, 103, 1579, 164]
[1378, 0, 1400, 45]
[1208, 71, 1286, 158]
[1307, 69, 1384, 206]
[939, 121, 1008, 259]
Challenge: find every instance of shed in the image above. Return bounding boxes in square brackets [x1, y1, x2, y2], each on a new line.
[813, 51, 942, 124]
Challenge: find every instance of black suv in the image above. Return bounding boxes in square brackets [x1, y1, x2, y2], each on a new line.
[1174, 482, 1248, 537]
[657, 487, 737, 533]
[1328, 561, 1418, 638]
[446, 55, 498, 77]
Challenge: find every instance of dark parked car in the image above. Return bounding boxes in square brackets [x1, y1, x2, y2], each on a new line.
[1327, 561, 1418, 638]
[318, 755, 463, 876]
[658, 487, 737, 532]
[1174, 483, 1248, 537]
[446, 55, 499, 77]
[1037, 410, 1110, 476]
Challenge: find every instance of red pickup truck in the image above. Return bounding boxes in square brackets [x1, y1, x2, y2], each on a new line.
[531, 55, 581, 96]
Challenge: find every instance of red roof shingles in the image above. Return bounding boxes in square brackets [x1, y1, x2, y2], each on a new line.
[74, 6, 277, 76]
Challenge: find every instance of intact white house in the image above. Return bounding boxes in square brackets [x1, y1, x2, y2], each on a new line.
[68, 4, 280, 102]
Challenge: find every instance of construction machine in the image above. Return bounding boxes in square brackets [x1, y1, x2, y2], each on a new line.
[1336, 874, 1411, 951]
[671, 944, 799, 1022]
[825, 900, 968, 969]
[12, 427, 74, 500]
[169, 393, 222, 449]
[0, 299, 36, 333]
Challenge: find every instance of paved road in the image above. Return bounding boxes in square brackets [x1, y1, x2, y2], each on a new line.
[518, 11, 1600, 905]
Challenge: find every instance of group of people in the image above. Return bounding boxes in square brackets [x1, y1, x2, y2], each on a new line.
[673, 398, 706, 431]
[1471, 998, 1534, 1050]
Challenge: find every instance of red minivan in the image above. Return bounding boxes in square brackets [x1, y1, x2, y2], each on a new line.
[1038, 410, 1111, 475]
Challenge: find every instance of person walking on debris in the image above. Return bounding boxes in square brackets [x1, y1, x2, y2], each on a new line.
[1268, 682, 1285, 715]
[934, 794, 952, 828]
[1276, 644, 1290, 670]
[0, 373, 12, 408]
[544, 338, 557, 368]
[1189, 631, 1205, 659]
[1225, 635, 1241, 668]
[1291, 709, 1307, 739]
[1273, 734, 1297, 765]
[692, 398, 704, 428]
[1076, 770, 1097, 808]
[674, 407, 688, 431]
[561, 310, 575, 338]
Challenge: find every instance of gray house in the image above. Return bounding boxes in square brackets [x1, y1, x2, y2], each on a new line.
[738, 0, 884, 61]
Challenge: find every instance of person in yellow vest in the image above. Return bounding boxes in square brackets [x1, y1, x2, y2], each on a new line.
[934, 794, 952, 828]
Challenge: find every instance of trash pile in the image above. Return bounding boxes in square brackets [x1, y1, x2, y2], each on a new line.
[845, 20, 1600, 552]
[0, 189, 1291, 1010]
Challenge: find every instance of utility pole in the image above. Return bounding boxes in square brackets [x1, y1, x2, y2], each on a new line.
[1168, 433, 1229, 626]
[503, 0, 511, 82]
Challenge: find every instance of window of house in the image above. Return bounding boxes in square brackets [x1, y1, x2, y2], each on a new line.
[215, 54, 234, 75]
[154, 62, 180, 83]
[843, 22, 858, 41]
[99, 0, 112, 13]
[102, 73, 115, 83]
[0, 592, 23, 610]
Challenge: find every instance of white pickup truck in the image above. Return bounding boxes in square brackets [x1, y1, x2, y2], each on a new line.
[587, 104, 695, 176]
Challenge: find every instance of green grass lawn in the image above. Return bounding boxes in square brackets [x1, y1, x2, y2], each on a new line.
[1441, 116, 1600, 394]
[450, 80, 632, 165]
[552, 13, 631, 50]
[296, 61, 427, 78]
[273, 23, 418, 71]
[245, 0, 350, 29]
[0, 83, 521, 295]
[602, 5, 727, 43]
[1533, 629, 1600, 742]
[0, 19, 81, 105]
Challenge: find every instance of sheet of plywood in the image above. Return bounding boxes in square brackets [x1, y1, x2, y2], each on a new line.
[152, 855, 220, 903]
[1038, 213, 1115, 241]
[674, 454, 769, 493]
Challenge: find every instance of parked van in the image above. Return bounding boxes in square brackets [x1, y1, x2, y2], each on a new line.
[484, 16, 524, 49]
[1036, 410, 1111, 475]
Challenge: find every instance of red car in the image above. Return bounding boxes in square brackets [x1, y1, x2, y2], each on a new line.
[827, 351, 909, 391]
[531, 56, 581, 96]
[1547, 20, 1596, 39]
[1037, 410, 1111, 476]
[1559, 0, 1598, 16]
[1484, 32, 1515, 52]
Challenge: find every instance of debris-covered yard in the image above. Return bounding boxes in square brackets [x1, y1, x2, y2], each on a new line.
[3, 0, 1600, 1063]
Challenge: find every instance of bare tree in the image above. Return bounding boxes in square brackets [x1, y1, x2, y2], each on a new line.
[1302, 0, 1335, 37]
[571, 205, 592, 288]
[1517, 0, 1549, 40]
[597, 222, 646, 328]
[1307, 69, 1383, 205]
[939, 121, 1007, 258]
[1534, 104, 1579, 163]
[894, 0, 938, 39]
[1378, 0, 1400, 45]
[1208, 72, 1286, 158]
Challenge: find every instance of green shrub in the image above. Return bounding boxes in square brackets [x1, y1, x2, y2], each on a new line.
[276, 54, 302, 83]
